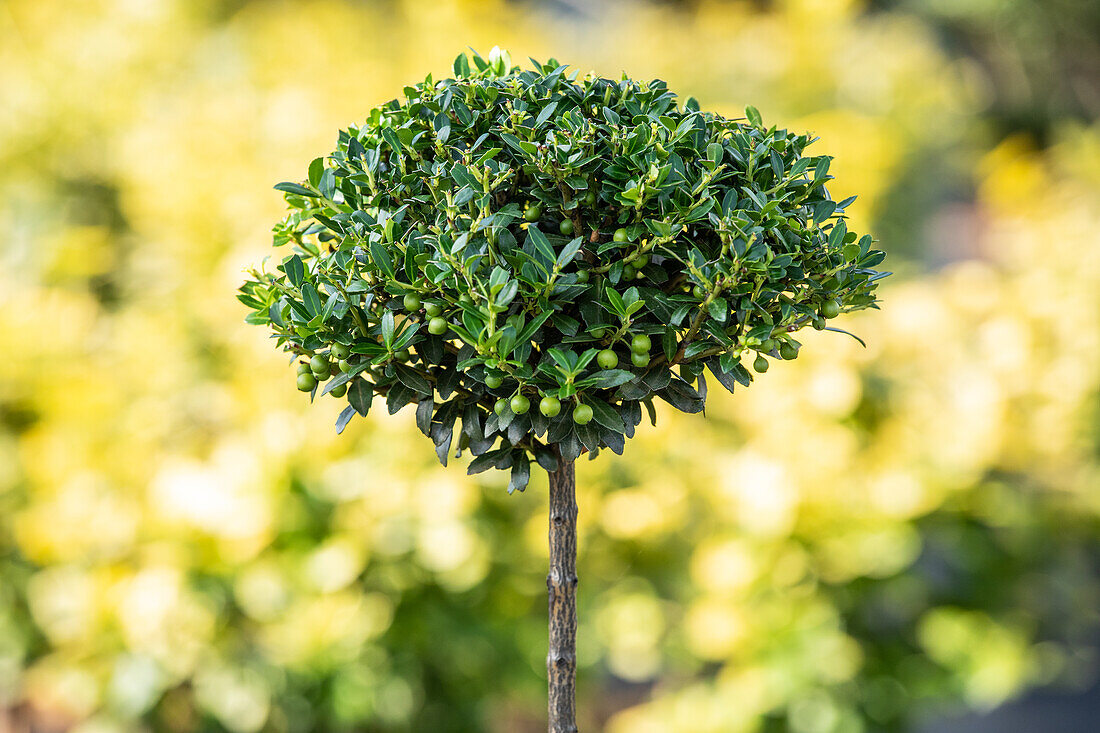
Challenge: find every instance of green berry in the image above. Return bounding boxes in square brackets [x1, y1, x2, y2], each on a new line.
[762, 338, 778, 353]
[428, 317, 448, 335]
[622, 265, 636, 280]
[329, 382, 348, 398]
[572, 403, 594, 425]
[416, 221, 427, 233]
[331, 343, 350, 360]
[296, 361, 312, 375]
[584, 190, 597, 206]
[692, 285, 705, 299]
[597, 349, 618, 370]
[494, 398, 508, 416]
[338, 359, 352, 373]
[575, 270, 589, 284]
[484, 374, 503, 389]
[633, 254, 649, 268]
[524, 204, 542, 222]
[394, 348, 410, 361]
[559, 219, 574, 236]
[812, 316, 826, 330]
[630, 333, 652, 354]
[510, 394, 530, 415]
[753, 354, 769, 373]
[631, 351, 650, 368]
[820, 299, 841, 319]
[458, 294, 474, 307]
[540, 396, 561, 417]
[297, 372, 317, 391]
[424, 302, 442, 317]
[403, 293, 422, 311]
[780, 342, 798, 360]
[309, 354, 329, 373]
[613, 228, 629, 243]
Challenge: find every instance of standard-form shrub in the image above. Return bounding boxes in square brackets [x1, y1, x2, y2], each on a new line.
[240, 47, 887, 731]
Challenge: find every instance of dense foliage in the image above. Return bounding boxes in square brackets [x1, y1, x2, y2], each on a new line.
[240, 49, 887, 491]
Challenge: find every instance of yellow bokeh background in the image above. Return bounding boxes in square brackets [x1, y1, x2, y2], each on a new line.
[2, 0, 1099, 731]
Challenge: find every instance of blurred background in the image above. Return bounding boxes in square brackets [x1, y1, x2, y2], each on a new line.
[2, 0, 1099, 731]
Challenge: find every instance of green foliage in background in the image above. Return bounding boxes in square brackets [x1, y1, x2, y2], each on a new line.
[242, 48, 885, 491]
[1, 1, 1099, 732]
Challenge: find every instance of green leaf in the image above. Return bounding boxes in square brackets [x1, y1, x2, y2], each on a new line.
[576, 369, 635, 390]
[335, 404, 356, 434]
[370, 240, 395, 278]
[308, 157, 324, 188]
[382, 127, 403, 155]
[556, 237, 584, 269]
[274, 182, 318, 197]
[707, 297, 728, 323]
[745, 105, 762, 127]
[319, 371, 350, 397]
[508, 452, 530, 493]
[348, 380, 374, 416]
[526, 225, 556, 265]
[604, 288, 626, 319]
[416, 397, 434, 436]
[381, 310, 395, 346]
[587, 400, 625, 433]
[301, 283, 322, 317]
[395, 364, 432, 396]
[534, 101, 558, 128]
[284, 255, 304, 288]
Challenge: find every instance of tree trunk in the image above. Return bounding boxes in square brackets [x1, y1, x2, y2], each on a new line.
[547, 458, 578, 733]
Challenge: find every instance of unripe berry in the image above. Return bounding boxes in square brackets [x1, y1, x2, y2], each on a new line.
[510, 394, 530, 415]
[428, 317, 448, 335]
[753, 354, 769, 373]
[820, 299, 841, 318]
[403, 293, 422, 311]
[597, 349, 618, 370]
[630, 333, 652, 353]
[572, 403, 594, 425]
[540, 396, 561, 417]
[297, 372, 317, 391]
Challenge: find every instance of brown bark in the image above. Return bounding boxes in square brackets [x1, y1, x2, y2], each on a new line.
[547, 458, 578, 733]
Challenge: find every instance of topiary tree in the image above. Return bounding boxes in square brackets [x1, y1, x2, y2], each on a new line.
[239, 47, 887, 732]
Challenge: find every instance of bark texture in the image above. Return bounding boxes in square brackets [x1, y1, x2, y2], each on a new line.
[547, 459, 578, 733]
